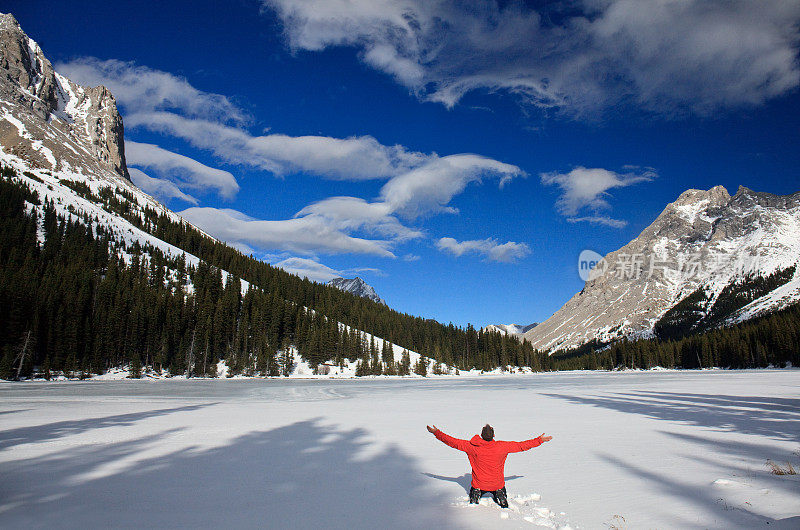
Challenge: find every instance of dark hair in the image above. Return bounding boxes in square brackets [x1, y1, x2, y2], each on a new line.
[481, 424, 494, 441]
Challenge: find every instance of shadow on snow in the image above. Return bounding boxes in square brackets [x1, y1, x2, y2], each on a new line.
[0, 413, 452, 529]
[0, 404, 215, 450]
[542, 389, 800, 527]
[422, 472, 523, 494]
[598, 453, 800, 528]
[542, 390, 800, 442]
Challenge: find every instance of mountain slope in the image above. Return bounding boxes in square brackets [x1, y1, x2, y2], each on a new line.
[0, 15, 209, 270]
[525, 185, 800, 352]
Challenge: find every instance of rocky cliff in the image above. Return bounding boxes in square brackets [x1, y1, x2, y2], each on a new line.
[0, 13, 129, 182]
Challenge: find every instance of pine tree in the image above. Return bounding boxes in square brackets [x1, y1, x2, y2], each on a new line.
[414, 355, 428, 377]
[381, 340, 392, 364]
[0, 348, 13, 380]
[42, 356, 51, 380]
[399, 350, 411, 376]
[355, 359, 367, 377]
[279, 348, 294, 376]
[129, 355, 142, 379]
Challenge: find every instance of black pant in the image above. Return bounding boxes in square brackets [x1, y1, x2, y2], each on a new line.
[469, 486, 508, 508]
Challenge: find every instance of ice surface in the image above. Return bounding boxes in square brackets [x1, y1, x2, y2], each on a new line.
[1, 370, 799, 528]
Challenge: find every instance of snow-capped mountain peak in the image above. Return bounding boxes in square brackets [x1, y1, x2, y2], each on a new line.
[523, 185, 800, 352]
[327, 277, 385, 305]
[483, 323, 538, 336]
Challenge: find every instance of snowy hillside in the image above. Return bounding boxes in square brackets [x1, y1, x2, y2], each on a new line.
[0, 141, 442, 378]
[524, 185, 800, 352]
[0, 13, 201, 251]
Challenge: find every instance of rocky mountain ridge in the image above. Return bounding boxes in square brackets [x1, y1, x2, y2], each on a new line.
[483, 323, 537, 336]
[327, 277, 385, 305]
[0, 13, 129, 182]
[523, 185, 800, 352]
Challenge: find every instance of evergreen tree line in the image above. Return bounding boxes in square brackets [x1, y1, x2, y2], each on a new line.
[100, 191, 547, 372]
[0, 168, 550, 378]
[51, 173, 546, 372]
[653, 266, 796, 340]
[552, 301, 800, 371]
[3, 166, 796, 379]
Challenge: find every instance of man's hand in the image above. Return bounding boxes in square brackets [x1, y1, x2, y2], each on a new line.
[538, 433, 553, 442]
[426, 425, 439, 435]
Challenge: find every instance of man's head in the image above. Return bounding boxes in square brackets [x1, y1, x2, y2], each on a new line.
[481, 424, 494, 441]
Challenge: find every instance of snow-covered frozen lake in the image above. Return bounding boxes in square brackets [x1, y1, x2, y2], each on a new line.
[2, 370, 799, 528]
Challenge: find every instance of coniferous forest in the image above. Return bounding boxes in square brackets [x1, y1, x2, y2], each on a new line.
[1, 166, 798, 380]
[0, 167, 549, 379]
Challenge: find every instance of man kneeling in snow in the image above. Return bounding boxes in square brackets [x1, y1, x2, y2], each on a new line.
[426, 424, 552, 508]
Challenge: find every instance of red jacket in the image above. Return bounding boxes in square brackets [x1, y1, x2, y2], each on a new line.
[434, 430, 543, 491]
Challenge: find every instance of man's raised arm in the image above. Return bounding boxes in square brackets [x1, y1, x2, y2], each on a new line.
[426, 425, 470, 452]
[503, 433, 553, 453]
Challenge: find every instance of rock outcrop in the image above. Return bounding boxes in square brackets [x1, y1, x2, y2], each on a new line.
[0, 12, 129, 181]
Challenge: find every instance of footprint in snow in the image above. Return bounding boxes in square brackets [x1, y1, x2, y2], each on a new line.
[454, 493, 575, 528]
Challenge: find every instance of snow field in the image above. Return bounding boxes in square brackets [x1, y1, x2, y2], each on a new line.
[1, 370, 799, 529]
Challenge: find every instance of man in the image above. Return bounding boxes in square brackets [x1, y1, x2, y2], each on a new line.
[426, 424, 552, 508]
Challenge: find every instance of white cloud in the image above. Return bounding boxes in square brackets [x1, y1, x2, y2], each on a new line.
[273, 257, 383, 282]
[57, 58, 248, 124]
[295, 196, 422, 241]
[263, 0, 800, 116]
[129, 168, 198, 205]
[566, 216, 628, 229]
[540, 166, 656, 226]
[124, 112, 429, 180]
[379, 154, 523, 219]
[179, 207, 395, 257]
[59, 57, 526, 257]
[273, 257, 344, 282]
[292, 154, 523, 249]
[58, 58, 430, 181]
[436, 237, 531, 263]
[125, 141, 239, 199]
[59, 56, 523, 200]
[176, 151, 523, 258]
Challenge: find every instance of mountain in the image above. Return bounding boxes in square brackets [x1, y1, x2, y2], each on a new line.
[0, 13, 129, 182]
[0, 13, 193, 256]
[483, 323, 537, 336]
[327, 277, 385, 305]
[0, 13, 212, 254]
[524, 185, 800, 352]
[0, 13, 543, 378]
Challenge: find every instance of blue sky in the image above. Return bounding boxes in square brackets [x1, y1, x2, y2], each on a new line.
[9, 0, 800, 327]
